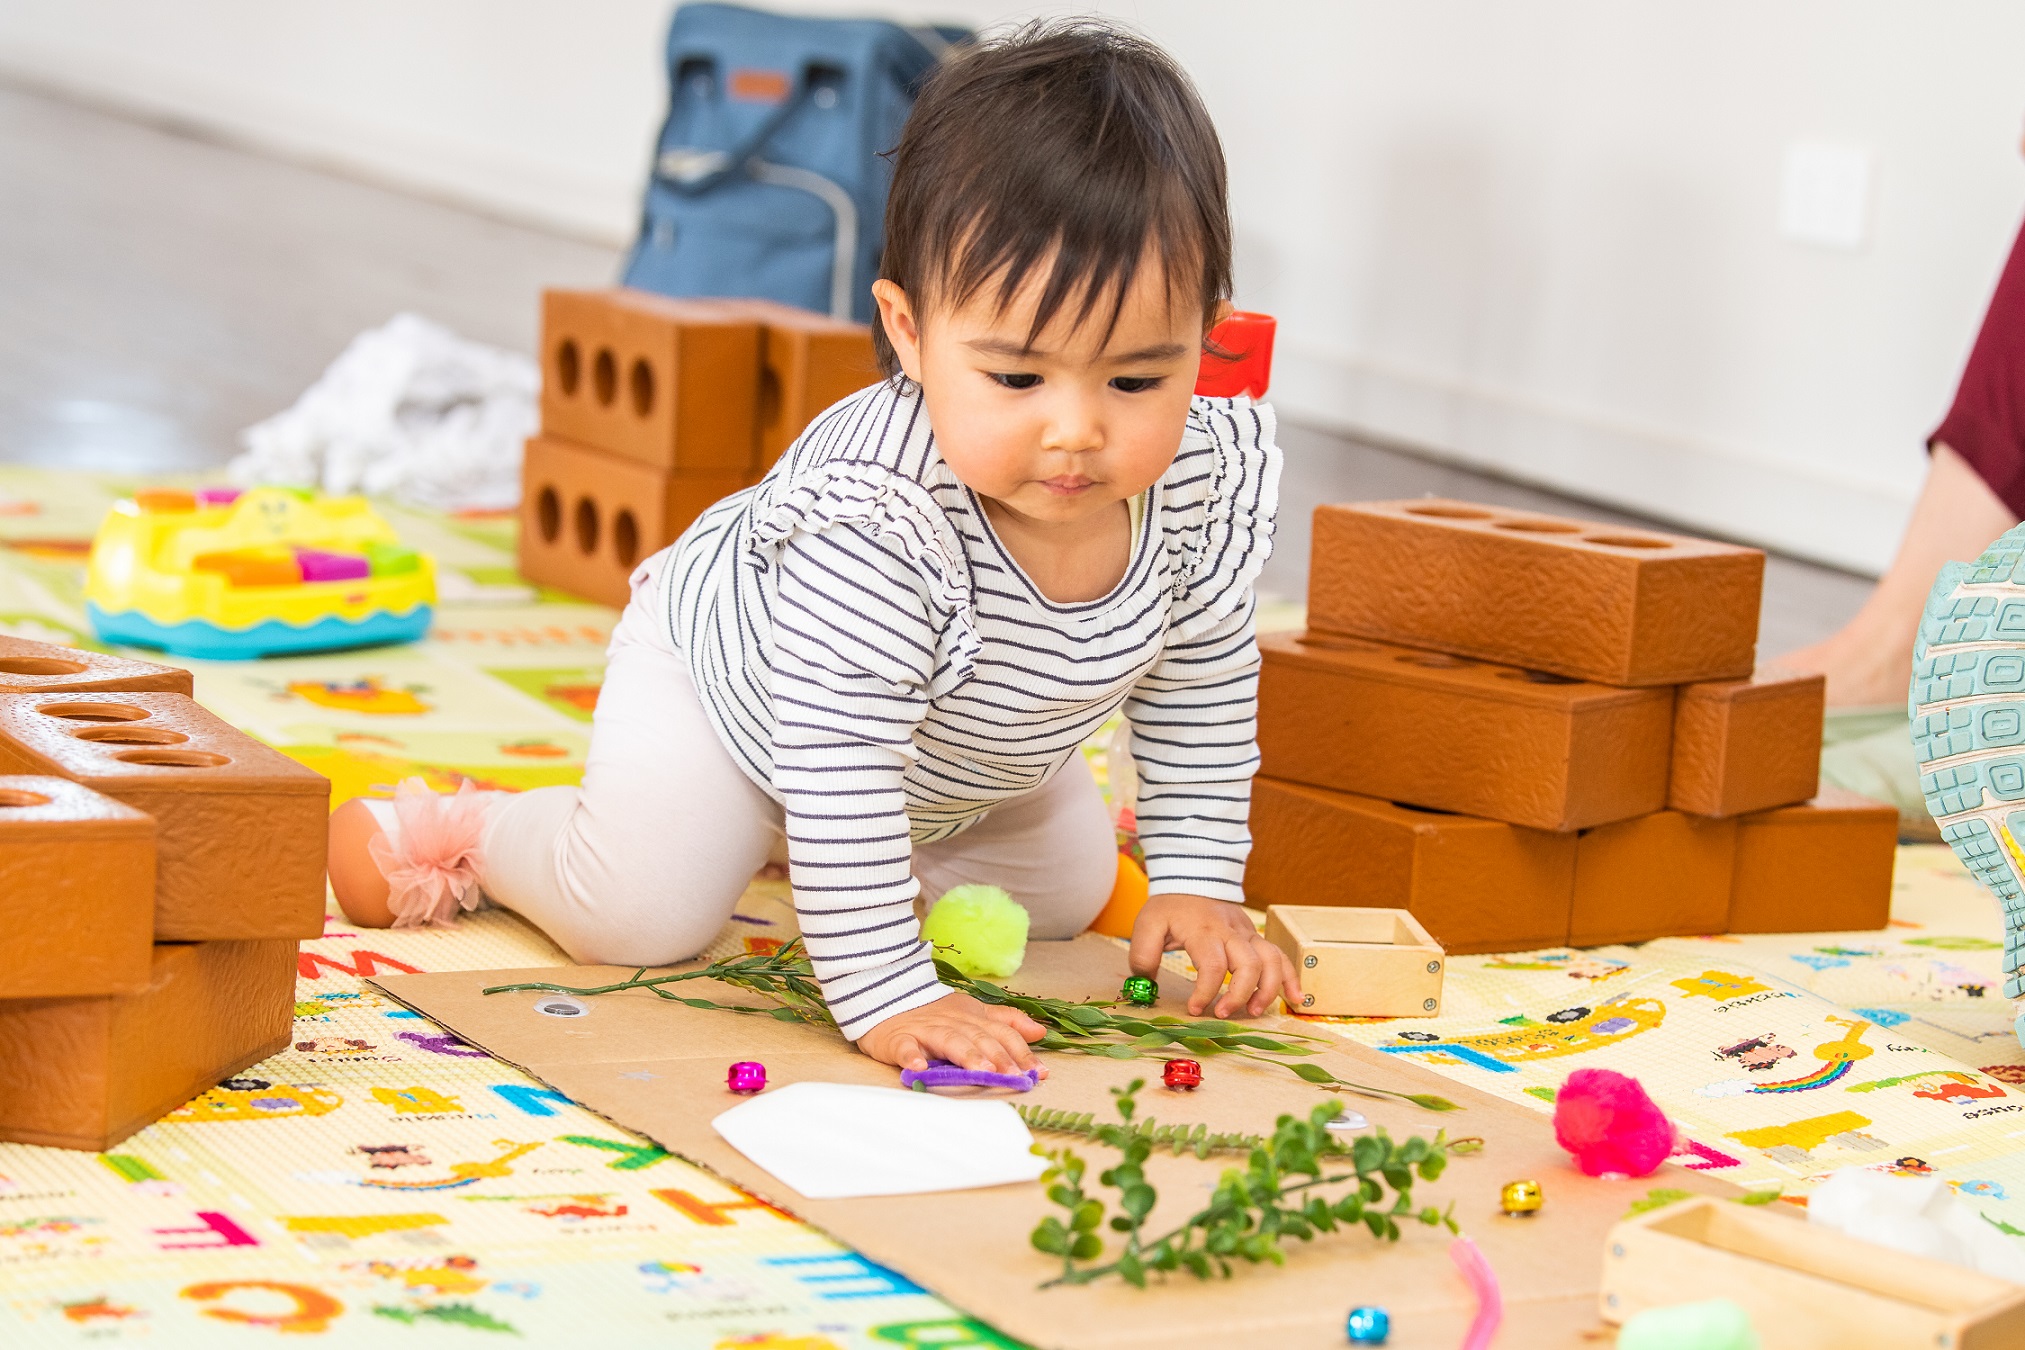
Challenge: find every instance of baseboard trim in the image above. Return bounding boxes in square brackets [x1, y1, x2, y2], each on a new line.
[1274, 343, 1911, 576]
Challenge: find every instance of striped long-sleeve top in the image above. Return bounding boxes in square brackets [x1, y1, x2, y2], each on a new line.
[650, 377, 1280, 1039]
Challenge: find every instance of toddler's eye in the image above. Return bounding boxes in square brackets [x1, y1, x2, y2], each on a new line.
[1110, 376, 1163, 394]
[990, 372, 1041, 390]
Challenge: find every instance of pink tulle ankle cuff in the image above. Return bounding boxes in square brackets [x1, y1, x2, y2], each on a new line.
[366, 777, 491, 928]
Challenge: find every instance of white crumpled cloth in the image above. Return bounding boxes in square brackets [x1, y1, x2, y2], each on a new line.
[231, 313, 536, 512]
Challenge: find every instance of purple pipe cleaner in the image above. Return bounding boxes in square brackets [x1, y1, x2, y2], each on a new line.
[899, 1059, 1040, 1093]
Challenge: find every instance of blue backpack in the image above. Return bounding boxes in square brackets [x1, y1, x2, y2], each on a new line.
[621, 4, 968, 323]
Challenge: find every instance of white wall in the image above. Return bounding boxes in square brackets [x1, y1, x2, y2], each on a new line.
[5, 0, 2024, 572]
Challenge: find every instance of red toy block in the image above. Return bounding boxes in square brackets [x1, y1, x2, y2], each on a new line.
[0, 634, 191, 696]
[0, 938, 296, 1150]
[1306, 499, 1765, 686]
[540, 288, 762, 472]
[0, 776, 155, 997]
[711, 298, 881, 472]
[0, 693, 329, 940]
[518, 433, 752, 608]
[1195, 311, 1275, 399]
[1247, 777, 1575, 954]
[1258, 630, 1672, 830]
[1727, 788, 1898, 933]
[1568, 811, 1738, 946]
[1669, 669, 1825, 817]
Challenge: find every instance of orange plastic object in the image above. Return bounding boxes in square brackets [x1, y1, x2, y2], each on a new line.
[0, 938, 296, 1150]
[133, 489, 197, 513]
[1306, 500, 1765, 686]
[1726, 788, 1897, 933]
[1088, 852, 1151, 939]
[1669, 670, 1825, 817]
[0, 634, 192, 696]
[1195, 311, 1275, 399]
[1258, 631, 1672, 830]
[191, 547, 304, 588]
[0, 693, 329, 941]
[710, 298, 880, 472]
[1247, 777, 1575, 954]
[540, 288, 762, 471]
[1568, 811, 1738, 946]
[518, 434, 752, 608]
[0, 776, 155, 997]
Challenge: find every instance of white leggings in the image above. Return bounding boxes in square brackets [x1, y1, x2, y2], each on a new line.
[471, 590, 1121, 967]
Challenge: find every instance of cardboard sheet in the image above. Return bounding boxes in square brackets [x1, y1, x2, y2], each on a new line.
[374, 935, 1739, 1349]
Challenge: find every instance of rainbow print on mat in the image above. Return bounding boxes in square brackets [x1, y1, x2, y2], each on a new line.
[85, 486, 436, 658]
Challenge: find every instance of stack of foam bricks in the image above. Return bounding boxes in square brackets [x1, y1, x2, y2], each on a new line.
[519, 289, 879, 607]
[1248, 500, 1899, 954]
[0, 635, 327, 1149]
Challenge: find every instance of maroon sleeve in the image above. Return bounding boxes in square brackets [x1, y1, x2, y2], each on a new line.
[1933, 213, 2025, 517]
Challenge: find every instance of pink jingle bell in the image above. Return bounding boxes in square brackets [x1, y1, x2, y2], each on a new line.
[727, 1061, 767, 1094]
[1162, 1058, 1202, 1090]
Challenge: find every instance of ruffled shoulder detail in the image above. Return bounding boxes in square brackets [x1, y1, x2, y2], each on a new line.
[1160, 396, 1282, 640]
[743, 461, 979, 691]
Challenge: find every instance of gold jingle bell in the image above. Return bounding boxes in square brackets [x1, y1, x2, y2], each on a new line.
[1500, 1179, 1543, 1215]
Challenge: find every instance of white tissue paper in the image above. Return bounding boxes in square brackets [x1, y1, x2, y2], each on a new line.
[231, 313, 537, 512]
[711, 1081, 1048, 1200]
[1808, 1167, 2025, 1283]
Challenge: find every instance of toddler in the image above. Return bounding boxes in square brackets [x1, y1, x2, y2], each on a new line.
[328, 20, 1299, 1076]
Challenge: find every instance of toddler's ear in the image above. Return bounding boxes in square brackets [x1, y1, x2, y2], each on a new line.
[873, 280, 927, 384]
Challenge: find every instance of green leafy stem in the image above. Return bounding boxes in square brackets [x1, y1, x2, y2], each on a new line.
[1031, 1079, 1458, 1287]
[482, 940, 1459, 1112]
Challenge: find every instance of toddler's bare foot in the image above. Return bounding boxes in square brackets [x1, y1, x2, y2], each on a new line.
[328, 798, 395, 927]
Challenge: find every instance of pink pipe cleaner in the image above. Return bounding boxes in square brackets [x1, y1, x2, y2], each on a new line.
[366, 777, 490, 928]
[1449, 1235, 1502, 1350]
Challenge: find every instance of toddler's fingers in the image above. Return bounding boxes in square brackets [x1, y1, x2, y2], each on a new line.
[887, 1033, 930, 1073]
[1248, 940, 1290, 1016]
[1216, 937, 1263, 1018]
[1126, 913, 1171, 979]
[1186, 944, 1230, 1017]
[988, 1022, 1039, 1072]
[1276, 944, 1304, 1005]
[990, 1004, 1048, 1043]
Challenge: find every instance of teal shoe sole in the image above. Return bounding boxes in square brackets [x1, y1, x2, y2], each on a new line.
[1912, 521, 2025, 1003]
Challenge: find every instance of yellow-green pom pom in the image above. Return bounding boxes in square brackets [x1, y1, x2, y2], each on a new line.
[923, 884, 1029, 978]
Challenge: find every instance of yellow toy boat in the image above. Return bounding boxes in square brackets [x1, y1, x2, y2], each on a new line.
[86, 486, 436, 659]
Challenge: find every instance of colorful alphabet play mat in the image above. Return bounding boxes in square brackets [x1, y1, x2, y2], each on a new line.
[3, 465, 2024, 1346]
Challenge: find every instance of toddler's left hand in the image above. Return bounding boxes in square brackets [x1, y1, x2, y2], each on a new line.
[1127, 893, 1301, 1018]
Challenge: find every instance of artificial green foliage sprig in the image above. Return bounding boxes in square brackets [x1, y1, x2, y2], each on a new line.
[484, 941, 1459, 1112]
[1030, 1080, 1459, 1288]
[1017, 1105, 1269, 1159]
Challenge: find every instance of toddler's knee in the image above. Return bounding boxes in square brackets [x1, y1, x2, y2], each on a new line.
[547, 904, 723, 970]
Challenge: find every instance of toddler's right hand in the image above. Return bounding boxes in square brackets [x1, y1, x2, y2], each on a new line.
[856, 992, 1048, 1078]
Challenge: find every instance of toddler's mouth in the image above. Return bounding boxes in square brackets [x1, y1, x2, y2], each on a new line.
[1038, 475, 1094, 495]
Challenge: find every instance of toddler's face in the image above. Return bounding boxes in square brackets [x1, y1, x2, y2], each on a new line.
[873, 260, 1209, 527]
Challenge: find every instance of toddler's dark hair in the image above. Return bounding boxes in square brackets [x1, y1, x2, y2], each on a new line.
[872, 20, 1232, 376]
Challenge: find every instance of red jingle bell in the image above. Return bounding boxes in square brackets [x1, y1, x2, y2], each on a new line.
[1162, 1058, 1202, 1090]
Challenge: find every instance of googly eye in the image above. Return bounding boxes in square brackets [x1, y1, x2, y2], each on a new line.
[533, 996, 589, 1018]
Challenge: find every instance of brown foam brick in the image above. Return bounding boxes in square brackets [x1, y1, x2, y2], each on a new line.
[0, 776, 155, 997]
[518, 433, 752, 608]
[0, 634, 191, 696]
[712, 298, 880, 471]
[1306, 499, 1765, 686]
[1568, 811, 1738, 946]
[1669, 669, 1825, 817]
[1258, 630, 1672, 830]
[1727, 787, 1898, 933]
[0, 692, 329, 940]
[1247, 776, 1575, 954]
[540, 288, 761, 471]
[0, 938, 296, 1150]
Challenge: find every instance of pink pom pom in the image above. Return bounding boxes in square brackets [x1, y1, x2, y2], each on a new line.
[1552, 1068, 1677, 1178]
